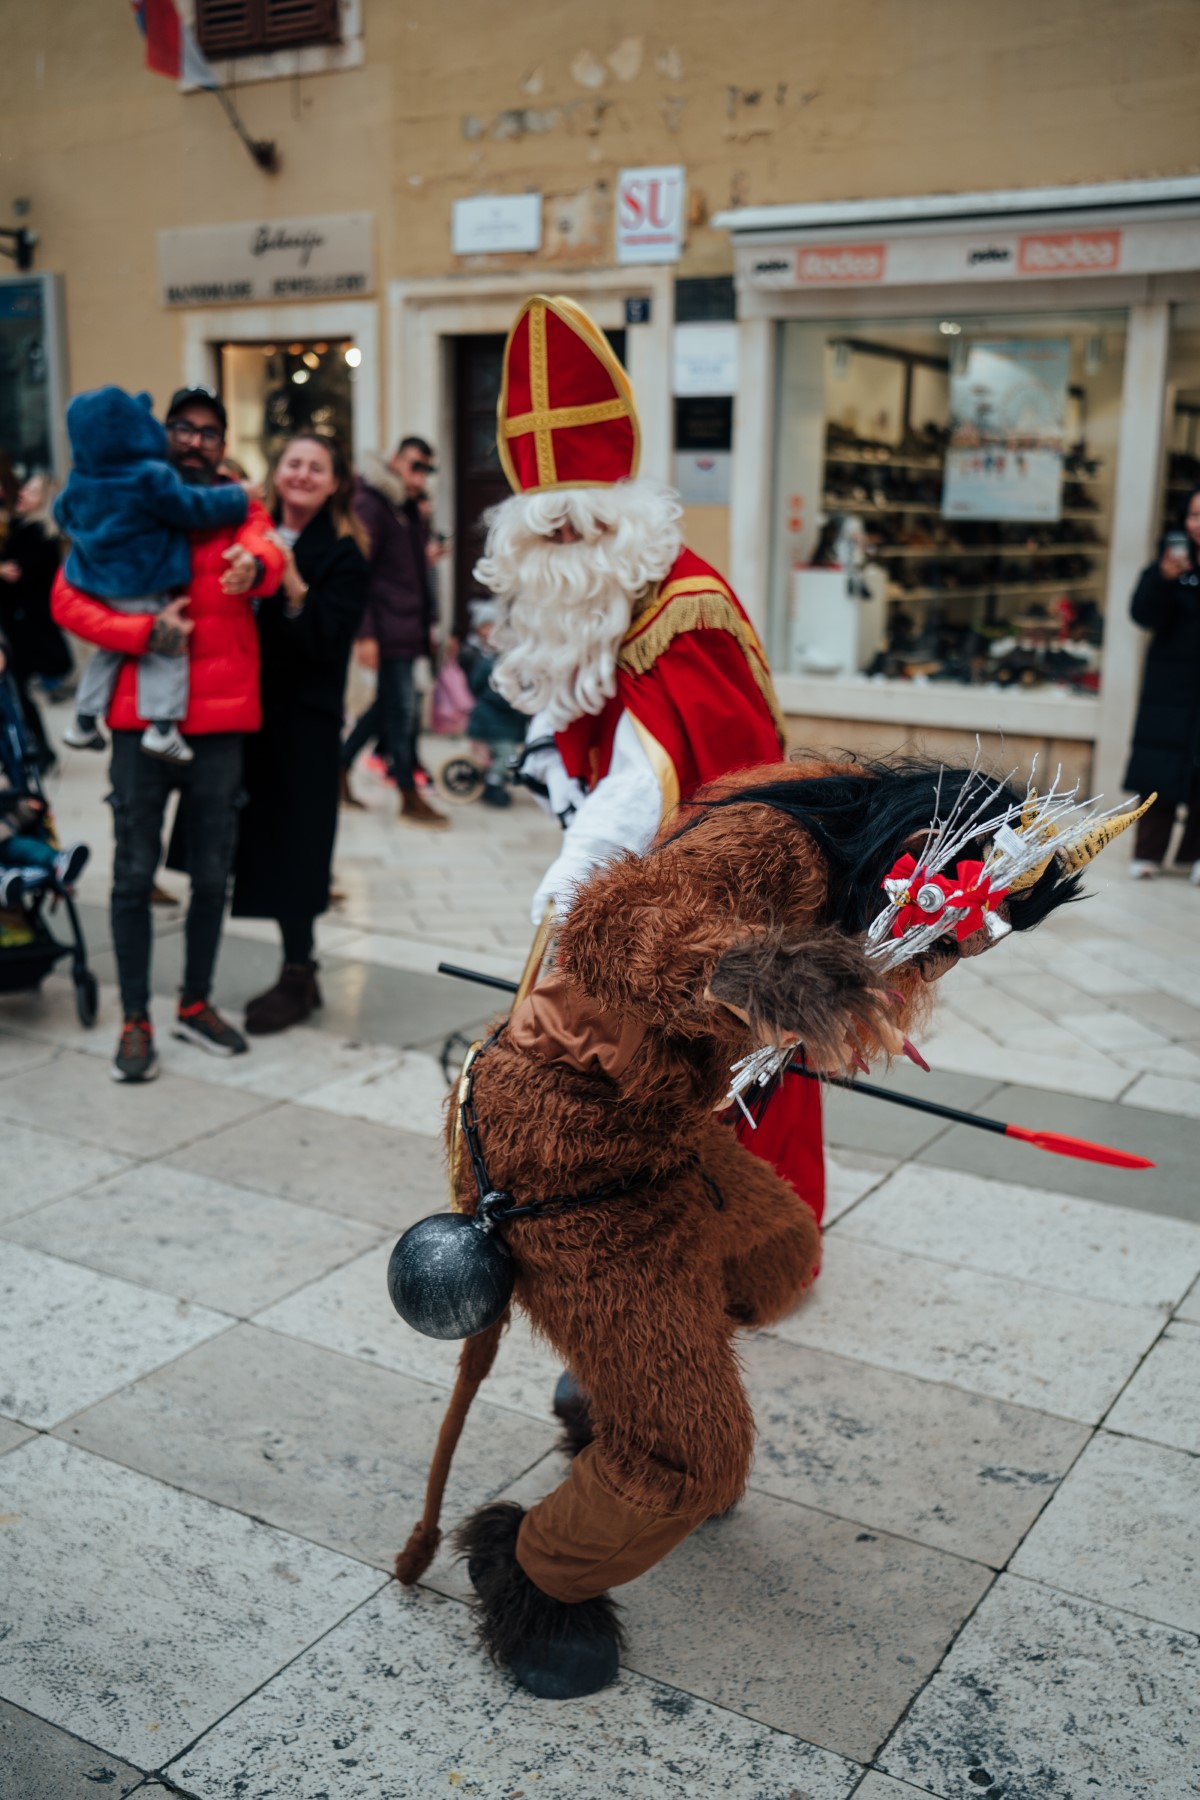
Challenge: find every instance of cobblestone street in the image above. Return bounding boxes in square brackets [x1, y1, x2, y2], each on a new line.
[1, 742, 1198, 1800]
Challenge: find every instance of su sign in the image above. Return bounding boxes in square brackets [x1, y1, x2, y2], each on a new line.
[616, 166, 686, 265]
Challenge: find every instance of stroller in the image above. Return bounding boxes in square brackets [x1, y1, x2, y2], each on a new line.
[0, 669, 98, 1027]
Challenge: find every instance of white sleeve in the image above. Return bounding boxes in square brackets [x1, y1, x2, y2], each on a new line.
[530, 709, 664, 923]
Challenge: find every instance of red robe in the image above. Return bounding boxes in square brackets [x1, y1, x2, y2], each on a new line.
[553, 547, 827, 1222]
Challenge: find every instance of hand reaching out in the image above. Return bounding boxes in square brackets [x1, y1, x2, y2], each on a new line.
[708, 929, 906, 1077]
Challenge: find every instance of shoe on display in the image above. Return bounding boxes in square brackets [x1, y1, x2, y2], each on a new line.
[62, 718, 106, 751]
[173, 998, 248, 1056]
[1128, 860, 1159, 881]
[112, 1015, 159, 1083]
[244, 962, 322, 1035]
[0, 868, 26, 909]
[141, 723, 194, 764]
[399, 787, 449, 829]
[53, 842, 90, 889]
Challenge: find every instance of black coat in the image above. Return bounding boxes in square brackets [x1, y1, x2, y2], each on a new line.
[1123, 560, 1200, 806]
[0, 520, 71, 680]
[232, 507, 368, 921]
[353, 462, 435, 662]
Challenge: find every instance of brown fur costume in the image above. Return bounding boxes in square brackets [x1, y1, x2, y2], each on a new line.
[436, 759, 901, 1605]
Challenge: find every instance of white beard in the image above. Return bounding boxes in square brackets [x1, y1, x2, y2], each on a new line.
[474, 478, 684, 730]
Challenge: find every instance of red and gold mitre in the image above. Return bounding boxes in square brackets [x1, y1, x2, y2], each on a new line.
[497, 295, 640, 493]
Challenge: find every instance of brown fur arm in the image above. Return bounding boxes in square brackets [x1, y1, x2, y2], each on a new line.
[708, 926, 895, 1068]
[557, 803, 827, 1032]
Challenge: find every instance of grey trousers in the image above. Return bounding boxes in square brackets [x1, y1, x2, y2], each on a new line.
[75, 593, 189, 726]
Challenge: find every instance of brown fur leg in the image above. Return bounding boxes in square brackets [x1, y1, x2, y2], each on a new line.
[698, 1122, 822, 1329]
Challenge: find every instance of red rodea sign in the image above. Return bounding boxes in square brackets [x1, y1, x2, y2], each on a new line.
[617, 166, 686, 265]
[1017, 229, 1122, 275]
[795, 243, 887, 283]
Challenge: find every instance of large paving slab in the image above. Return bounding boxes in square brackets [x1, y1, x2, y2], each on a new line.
[59, 1323, 558, 1571]
[835, 1163, 1200, 1310]
[880, 1575, 1200, 1799]
[166, 1099, 444, 1230]
[1179, 1275, 1200, 1324]
[0, 1120, 131, 1226]
[616, 1487, 992, 1763]
[1106, 1320, 1200, 1453]
[170, 1584, 862, 1800]
[0, 1417, 34, 1456]
[301, 1048, 448, 1137]
[821, 1066, 1002, 1160]
[0, 1242, 229, 1428]
[853, 1777, 939, 1799]
[159, 1024, 401, 1102]
[0, 1700, 144, 1800]
[318, 957, 514, 1052]
[0, 1435, 385, 1766]
[822, 1150, 898, 1224]
[5, 1162, 381, 1317]
[0, 1033, 58, 1082]
[770, 1236, 1165, 1423]
[740, 1335, 1089, 1567]
[0, 1050, 270, 1159]
[255, 1243, 563, 1419]
[1010, 1430, 1200, 1633]
[918, 1081, 1200, 1221]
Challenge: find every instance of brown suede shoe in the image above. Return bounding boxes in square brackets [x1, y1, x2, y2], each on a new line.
[244, 962, 322, 1035]
[339, 768, 366, 810]
[399, 787, 449, 829]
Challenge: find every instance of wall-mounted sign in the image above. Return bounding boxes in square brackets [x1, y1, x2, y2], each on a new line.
[624, 295, 653, 325]
[673, 322, 738, 396]
[616, 166, 686, 265]
[452, 194, 542, 256]
[158, 213, 373, 307]
[942, 339, 1070, 522]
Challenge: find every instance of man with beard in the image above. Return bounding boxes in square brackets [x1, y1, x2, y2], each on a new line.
[53, 387, 283, 1082]
[474, 295, 827, 1220]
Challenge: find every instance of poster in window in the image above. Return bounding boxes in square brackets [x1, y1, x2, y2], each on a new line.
[941, 339, 1069, 521]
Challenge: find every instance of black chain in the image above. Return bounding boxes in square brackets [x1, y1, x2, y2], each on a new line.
[460, 1027, 652, 1227]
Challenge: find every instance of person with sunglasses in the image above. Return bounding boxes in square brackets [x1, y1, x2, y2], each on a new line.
[53, 386, 285, 1082]
[341, 434, 448, 826]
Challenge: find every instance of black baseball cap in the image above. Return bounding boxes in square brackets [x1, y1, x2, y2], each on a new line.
[166, 386, 228, 432]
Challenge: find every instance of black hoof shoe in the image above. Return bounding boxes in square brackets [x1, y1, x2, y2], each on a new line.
[509, 1629, 620, 1700]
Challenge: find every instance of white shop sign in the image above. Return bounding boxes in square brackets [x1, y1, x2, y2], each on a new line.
[742, 217, 1200, 289]
[673, 322, 738, 396]
[158, 213, 373, 308]
[616, 166, 686, 265]
[452, 193, 543, 256]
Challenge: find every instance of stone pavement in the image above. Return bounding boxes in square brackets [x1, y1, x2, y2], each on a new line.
[1, 742, 1198, 1800]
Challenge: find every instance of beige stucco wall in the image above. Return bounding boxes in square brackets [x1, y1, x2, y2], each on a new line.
[3, 0, 1199, 410]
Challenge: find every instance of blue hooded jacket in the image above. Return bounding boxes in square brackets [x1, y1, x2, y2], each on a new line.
[54, 387, 247, 599]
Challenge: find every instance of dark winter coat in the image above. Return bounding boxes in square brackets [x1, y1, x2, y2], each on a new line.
[461, 639, 527, 747]
[0, 519, 71, 680]
[352, 453, 435, 662]
[1123, 559, 1200, 806]
[54, 387, 247, 597]
[233, 507, 368, 921]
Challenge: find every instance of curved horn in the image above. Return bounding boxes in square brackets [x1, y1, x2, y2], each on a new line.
[1054, 793, 1157, 876]
[1005, 792, 1058, 895]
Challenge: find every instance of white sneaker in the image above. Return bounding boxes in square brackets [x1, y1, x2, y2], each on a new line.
[62, 719, 106, 750]
[141, 723, 194, 764]
[1128, 859, 1159, 881]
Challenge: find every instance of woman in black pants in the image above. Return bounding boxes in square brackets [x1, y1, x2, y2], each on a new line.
[1125, 485, 1200, 882]
[0, 471, 71, 773]
[234, 435, 368, 1031]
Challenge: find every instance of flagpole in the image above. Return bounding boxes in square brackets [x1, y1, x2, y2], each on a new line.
[211, 82, 278, 173]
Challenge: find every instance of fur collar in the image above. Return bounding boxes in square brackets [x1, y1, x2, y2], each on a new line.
[361, 451, 408, 509]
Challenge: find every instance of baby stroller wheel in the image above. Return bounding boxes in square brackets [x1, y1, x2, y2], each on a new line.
[74, 967, 99, 1029]
[435, 753, 487, 805]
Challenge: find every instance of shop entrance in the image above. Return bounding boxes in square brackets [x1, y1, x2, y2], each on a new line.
[448, 327, 627, 636]
[217, 337, 358, 481]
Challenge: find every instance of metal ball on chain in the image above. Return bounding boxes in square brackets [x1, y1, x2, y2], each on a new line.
[386, 1204, 515, 1340]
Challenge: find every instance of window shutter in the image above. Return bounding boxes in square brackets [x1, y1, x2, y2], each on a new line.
[195, 0, 263, 55]
[262, 0, 341, 48]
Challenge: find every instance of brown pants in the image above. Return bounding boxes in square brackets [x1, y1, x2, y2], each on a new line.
[513, 1123, 820, 1604]
[1134, 772, 1200, 866]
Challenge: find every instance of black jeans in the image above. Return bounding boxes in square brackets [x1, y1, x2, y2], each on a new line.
[1134, 769, 1200, 866]
[108, 731, 243, 1018]
[342, 657, 419, 788]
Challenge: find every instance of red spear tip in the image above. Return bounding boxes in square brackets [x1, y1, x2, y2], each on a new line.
[1005, 1123, 1155, 1170]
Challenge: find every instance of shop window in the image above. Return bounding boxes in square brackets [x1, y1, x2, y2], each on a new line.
[770, 312, 1126, 698]
[1161, 302, 1200, 539]
[195, 0, 340, 57]
[217, 339, 354, 483]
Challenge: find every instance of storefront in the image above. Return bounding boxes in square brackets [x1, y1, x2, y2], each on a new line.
[716, 177, 1200, 799]
[0, 273, 70, 479]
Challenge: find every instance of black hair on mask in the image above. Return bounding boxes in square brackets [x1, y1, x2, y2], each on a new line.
[669, 753, 1085, 936]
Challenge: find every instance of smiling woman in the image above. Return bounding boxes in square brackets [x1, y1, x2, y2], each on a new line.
[230, 433, 369, 1032]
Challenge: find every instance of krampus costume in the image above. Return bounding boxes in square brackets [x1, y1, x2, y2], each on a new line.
[395, 750, 1151, 1699]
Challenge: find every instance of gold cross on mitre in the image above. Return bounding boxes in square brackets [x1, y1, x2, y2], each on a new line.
[497, 296, 640, 492]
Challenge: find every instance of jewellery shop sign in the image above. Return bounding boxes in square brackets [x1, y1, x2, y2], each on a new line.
[158, 213, 374, 308]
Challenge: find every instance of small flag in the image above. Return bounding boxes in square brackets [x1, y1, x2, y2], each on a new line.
[131, 0, 219, 90]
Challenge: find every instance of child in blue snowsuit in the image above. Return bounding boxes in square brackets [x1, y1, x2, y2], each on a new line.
[54, 387, 248, 764]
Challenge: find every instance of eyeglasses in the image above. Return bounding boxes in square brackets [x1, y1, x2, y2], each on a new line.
[411, 460, 434, 474]
[167, 421, 223, 447]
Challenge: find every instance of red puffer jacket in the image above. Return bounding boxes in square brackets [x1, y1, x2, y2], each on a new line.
[51, 499, 284, 735]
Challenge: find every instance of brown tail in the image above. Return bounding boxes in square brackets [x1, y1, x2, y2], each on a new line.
[394, 1311, 508, 1585]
